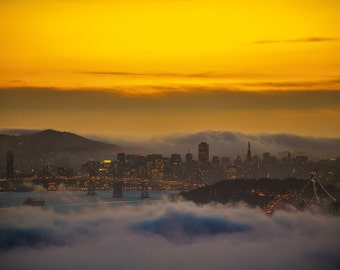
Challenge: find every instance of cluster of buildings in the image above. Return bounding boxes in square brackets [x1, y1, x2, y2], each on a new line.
[4, 142, 340, 184]
[75, 142, 340, 183]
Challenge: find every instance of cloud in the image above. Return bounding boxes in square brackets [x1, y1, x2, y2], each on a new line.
[239, 79, 340, 89]
[132, 210, 250, 243]
[0, 129, 41, 136]
[80, 70, 266, 80]
[0, 196, 340, 270]
[0, 227, 69, 251]
[252, 36, 340, 45]
[109, 130, 340, 160]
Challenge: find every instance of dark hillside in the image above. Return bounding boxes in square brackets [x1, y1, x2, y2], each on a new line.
[0, 129, 121, 173]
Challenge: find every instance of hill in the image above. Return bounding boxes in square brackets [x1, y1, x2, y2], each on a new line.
[176, 179, 340, 211]
[0, 129, 121, 173]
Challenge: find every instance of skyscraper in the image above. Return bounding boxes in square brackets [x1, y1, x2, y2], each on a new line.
[198, 142, 209, 165]
[6, 151, 14, 179]
[170, 154, 182, 165]
[246, 141, 252, 165]
[117, 153, 126, 165]
[185, 152, 193, 164]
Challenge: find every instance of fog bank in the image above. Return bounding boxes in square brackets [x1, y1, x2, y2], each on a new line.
[1, 196, 340, 270]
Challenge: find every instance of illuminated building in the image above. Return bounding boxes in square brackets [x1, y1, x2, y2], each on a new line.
[100, 160, 112, 174]
[170, 154, 182, 165]
[147, 154, 163, 162]
[198, 142, 209, 165]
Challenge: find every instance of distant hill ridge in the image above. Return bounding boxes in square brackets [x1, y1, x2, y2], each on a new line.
[0, 129, 120, 172]
[24, 129, 114, 152]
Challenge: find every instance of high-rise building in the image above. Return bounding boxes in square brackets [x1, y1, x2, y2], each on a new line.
[147, 154, 163, 163]
[185, 152, 193, 164]
[170, 154, 182, 165]
[246, 141, 252, 165]
[117, 153, 126, 165]
[127, 154, 146, 169]
[262, 152, 270, 162]
[221, 157, 231, 167]
[211, 156, 220, 165]
[6, 151, 14, 179]
[198, 142, 209, 165]
[100, 160, 112, 174]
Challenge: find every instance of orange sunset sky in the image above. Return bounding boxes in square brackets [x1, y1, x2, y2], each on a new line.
[1, 0, 340, 138]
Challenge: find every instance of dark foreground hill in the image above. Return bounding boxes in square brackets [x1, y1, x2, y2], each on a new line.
[0, 129, 121, 173]
[176, 178, 340, 211]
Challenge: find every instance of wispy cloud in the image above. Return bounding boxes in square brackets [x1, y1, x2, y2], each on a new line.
[238, 79, 340, 88]
[252, 36, 339, 45]
[80, 70, 266, 79]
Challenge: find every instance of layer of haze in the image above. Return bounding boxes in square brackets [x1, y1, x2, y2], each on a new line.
[107, 131, 340, 160]
[1, 88, 340, 138]
[1, 197, 340, 270]
[1, 0, 340, 139]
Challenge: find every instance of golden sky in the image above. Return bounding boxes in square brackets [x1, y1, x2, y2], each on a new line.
[1, 0, 340, 138]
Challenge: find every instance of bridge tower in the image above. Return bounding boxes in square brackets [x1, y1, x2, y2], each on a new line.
[113, 181, 123, 198]
[6, 151, 14, 179]
[87, 180, 96, 195]
[299, 171, 337, 204]
[139, 166, 150, 199]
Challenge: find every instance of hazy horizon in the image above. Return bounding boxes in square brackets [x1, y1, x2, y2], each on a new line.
[1, 0, 340, 139]
[1, 128, 340, 160]
[1, 88, 340, 140]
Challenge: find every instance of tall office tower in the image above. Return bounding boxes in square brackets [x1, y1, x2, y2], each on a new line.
[6, 151, 14, 179]
[198, 142, 209, 165]
[146, 154, 162, 163]
[185, 152, 193, 164]
[221, 157, 231, 167]
[170, 154, 182, 165]
[246, 141, 252, 165]
[117, 153, 126, 165]
[211, 156, 220, 165]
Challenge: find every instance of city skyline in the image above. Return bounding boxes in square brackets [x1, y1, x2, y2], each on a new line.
[1, 0, 340, 139]
[2, 129, 339, 183]
[3, 138, 338, 184]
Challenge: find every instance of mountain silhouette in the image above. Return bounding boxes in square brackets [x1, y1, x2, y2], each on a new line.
[0, 129, 121, 173]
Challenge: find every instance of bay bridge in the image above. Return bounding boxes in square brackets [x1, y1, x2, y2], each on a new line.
[0, 162, 213, 192]
[264, 171, 338, 214]
[2, 164, 337, 213]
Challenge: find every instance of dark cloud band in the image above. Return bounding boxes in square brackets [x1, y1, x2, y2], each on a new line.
[252, 36, 339, 44]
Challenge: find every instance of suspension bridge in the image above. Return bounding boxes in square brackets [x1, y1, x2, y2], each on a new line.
[264, 171, 338, 214]
[0, 163, 210, 192]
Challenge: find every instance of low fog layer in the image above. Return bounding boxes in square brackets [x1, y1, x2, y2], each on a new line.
[1, 196, 340, 270]
[108, 131, 340, 160]
[1, 129, 339, 161]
